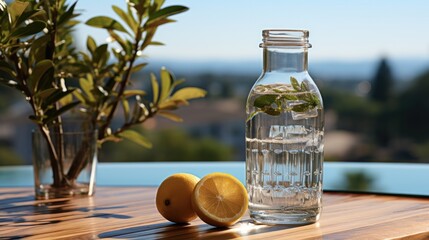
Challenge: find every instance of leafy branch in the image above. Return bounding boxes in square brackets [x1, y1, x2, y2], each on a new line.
[0, 0, 81, 186]
[247, 77, 320, 122]
[0, 0, 206, 187]
[78, 0, 206, 148]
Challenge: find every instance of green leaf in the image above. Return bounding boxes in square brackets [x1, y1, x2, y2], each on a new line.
[150, 73, 159, 104]
[27, 60, 54, 93]
[123, 89, 146, 97]
[16, 9, 45, 26]
[301, 81, 309, 91]
[103, 75, 117, 93]
[154, 0, 165, 9]
[131, 63, 147, 73]
[10, 21, 46, 38]
[80, 51, 91, 63]
[99, 135, 122, 145]
[129, 0, 147, 17]
[8, 1, 29, 24]
[170, 87, 207, 101]
[93, 44, 108, 65]
[0, 61, 15, 79]
[67, 19, 80, 27]
[121, 98, 130, 122]
[86, 36, 96, 53]
[58, 1, 77, 27]
[253, 94, 277, 108]
[246, 110, 262, 122]
[34, 88, 57, 99]
[264, 107, 281, 116]
[158, 111, 183, 122]
[290, 77, 301, 91]
[29, 115, 43, 124]
[171, 78, 185, 89]
[130, 97, 142, 123]
[107, 29, 128, 52]
[60, 62, 91, 74]
[112, 5, 137, 33]
[312, 96, 320, 107]
[291, 103, 311, 113]
[43, 101, 80, 124]
[79, 78, 95, 102]
[29, 35, 49, 63]
[147, 5, 188, 23]
[86, 16, 128, 33]
[150, 41, 164, 46]
[158, 101, 179, 110]
[73, 89, 87, 103]
[28, 9, 46, 21]
[159, 68, 173, 101]
[280, 94, 298, 101]
[59, 92, 74, 106]
[119, 129, 152, 148]
[145, 18, 175, 30]
[43, 89, 75, 108]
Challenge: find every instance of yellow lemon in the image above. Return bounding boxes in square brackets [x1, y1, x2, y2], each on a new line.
[191, 172, 248, 227]
[156, 173, 200, 223]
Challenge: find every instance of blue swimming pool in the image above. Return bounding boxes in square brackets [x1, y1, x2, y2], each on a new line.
[0, 162, 428, 196]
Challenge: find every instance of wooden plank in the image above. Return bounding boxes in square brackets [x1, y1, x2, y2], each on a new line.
[0, 188, 428, 239]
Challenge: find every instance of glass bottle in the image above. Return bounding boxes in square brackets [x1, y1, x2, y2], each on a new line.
[245, 29, 324, 224]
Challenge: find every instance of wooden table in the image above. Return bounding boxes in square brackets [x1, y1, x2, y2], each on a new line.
[1, 187, 428, 239]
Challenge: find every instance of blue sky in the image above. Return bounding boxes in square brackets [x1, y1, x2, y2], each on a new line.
[76, 0, 429, 62]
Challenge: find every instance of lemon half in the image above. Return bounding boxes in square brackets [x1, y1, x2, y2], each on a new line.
[191, 172, 248, 227]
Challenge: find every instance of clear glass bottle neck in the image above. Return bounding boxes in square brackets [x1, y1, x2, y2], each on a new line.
[263, 47, 308, 73]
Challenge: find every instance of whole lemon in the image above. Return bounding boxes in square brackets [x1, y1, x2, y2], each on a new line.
[156, 173, 200, 223]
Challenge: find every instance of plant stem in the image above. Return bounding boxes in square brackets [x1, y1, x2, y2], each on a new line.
[39, 125, 62, 187]
[9, 52, 64, 187]
[113, 108, 157, 136]
[98, 31, 142, 140]
[47, 0, 66, 187]
[54, 115, 66, 183]
[66, 137, 90, 181]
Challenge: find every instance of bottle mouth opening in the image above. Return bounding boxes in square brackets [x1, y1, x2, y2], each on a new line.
[260, 29, 312, 48]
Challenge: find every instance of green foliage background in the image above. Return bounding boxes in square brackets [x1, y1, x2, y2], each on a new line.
[101, 129, 233, 162]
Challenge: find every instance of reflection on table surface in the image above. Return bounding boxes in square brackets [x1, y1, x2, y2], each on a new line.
[0, 187, 428, 239]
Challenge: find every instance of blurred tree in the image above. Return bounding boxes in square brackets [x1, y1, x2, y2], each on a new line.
[396, 70, 429, 142]
[343, 171, 374, 191]
[0, 146, 24, 166]
[370, 58, 394, 102]
[369, 58, 395, 146]
[321, 87, 377, 132]
[222, 81, 234, 98]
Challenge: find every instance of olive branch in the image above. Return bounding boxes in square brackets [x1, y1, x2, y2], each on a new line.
[0, 0, 206, 186]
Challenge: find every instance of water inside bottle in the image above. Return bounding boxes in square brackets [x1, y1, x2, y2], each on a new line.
[246, 83, 324, 224]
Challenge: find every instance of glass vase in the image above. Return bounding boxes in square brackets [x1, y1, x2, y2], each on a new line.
[32, 125, 98, 199]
